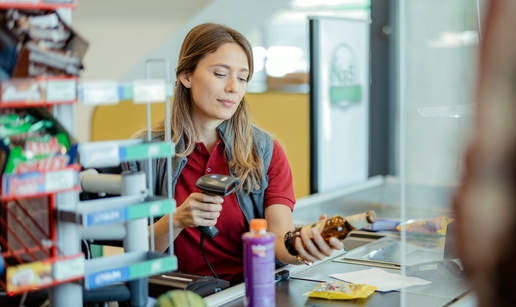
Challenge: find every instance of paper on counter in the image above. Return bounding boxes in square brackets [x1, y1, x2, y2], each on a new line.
[330, 268, 431, 292]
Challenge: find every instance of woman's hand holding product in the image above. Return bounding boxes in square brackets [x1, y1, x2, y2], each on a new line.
[294, 214, 345, 263]
[173, 193, 223, 229]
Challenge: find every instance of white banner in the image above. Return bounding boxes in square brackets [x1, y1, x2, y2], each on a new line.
[313, 17, 370, 192]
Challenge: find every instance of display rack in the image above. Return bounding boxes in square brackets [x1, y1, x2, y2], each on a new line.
[0, 3, 177, 307]
[0, 76, 79, 108]
[0, 0, 77, 10]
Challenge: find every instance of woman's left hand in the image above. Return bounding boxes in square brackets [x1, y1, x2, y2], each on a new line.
[294, 213, 345, 263]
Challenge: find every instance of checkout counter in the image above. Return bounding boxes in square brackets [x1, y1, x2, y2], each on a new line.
[202, 176, 472, 307]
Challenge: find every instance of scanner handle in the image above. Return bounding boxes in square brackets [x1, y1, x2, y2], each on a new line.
[197, 225, 219, 238]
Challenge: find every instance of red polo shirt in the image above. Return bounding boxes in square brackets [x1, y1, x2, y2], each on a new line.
[174, 139, 295, 282]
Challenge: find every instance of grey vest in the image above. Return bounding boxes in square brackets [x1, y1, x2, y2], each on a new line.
[138, 120, 274, 226]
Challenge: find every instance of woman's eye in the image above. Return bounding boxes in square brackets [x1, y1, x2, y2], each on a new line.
[214, 73, 225, 77]
[238, 77, 248, 83]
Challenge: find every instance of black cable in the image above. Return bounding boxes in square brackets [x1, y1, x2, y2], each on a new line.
[200, 234, 218, 279]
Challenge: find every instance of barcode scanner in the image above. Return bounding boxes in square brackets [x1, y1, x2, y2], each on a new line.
[195, 174, 239, 238]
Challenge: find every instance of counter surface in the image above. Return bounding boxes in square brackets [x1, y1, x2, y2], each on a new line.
[219, 278, 458, 307]
[209, 249, 469, 307]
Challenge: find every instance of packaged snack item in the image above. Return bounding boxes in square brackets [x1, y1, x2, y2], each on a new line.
[0, 11, 20, 81]
[1, 9, 88, 79]
[0, 107, 77, 175]
[0, 114, 20, 125]
[304, 282, 377, 300]
[396, 216, 454, 235]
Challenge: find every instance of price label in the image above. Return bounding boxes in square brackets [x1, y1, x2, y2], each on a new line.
[45, 169, 78, 192]
[88, 267, 129, 289]
[86, 208, 127, 227]
[80, 81, 119, 105]
[46, 79, 77, 102]
[53, 257, 84, 281]
[133, 79, 166, 104]
[79, 143, 120, 168]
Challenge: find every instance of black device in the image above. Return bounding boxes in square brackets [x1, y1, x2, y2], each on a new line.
[148, 272, 230, 298]
[274, 269, 290, 282]
[195, 174, 239, 238]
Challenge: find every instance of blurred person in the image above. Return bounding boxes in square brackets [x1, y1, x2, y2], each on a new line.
[453, 1, 516, 306]
[132, 23, 343, 284]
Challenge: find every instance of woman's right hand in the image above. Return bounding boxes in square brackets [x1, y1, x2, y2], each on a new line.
[173, 193, 223, 229]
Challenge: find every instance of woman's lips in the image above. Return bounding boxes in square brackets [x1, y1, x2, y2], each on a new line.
[218, 99, 236, 108]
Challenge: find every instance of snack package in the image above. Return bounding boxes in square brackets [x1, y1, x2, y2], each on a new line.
[396, 216, 454, 235]
[1, 9, 88, 78]
[303, 282, 377, 300]
[0, 107, 77, 175]
[0, 10, 20, 81]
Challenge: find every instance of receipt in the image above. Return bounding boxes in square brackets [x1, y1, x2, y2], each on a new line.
[331, 268, 431, 292]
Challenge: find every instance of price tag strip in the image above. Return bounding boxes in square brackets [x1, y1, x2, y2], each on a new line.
[0, 77, 78, 108]
[79, 141, 174, 168]
[1, 165, 80, 201]
[79, 80, 120, 106]
[82, 199, 176, 227]
[84, 252, 177, 290]
[6, 253, 84, 296]
[132, 79, 167, 104]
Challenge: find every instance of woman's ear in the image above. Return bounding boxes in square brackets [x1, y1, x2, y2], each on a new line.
[179, 73, 191, 88]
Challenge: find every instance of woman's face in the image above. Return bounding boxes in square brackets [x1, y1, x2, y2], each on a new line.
[183, 43, 249, 124]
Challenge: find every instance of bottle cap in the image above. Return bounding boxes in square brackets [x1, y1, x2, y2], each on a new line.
[250, 219, 267, 231]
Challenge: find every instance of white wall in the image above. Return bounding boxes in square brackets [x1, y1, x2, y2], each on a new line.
[119, 0, 293, 82]
[70, 0, 211, 142]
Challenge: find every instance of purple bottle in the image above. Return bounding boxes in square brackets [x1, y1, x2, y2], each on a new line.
[242, 218, 276, 307]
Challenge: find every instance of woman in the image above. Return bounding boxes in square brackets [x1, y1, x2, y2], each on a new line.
[134, 23, 343, 283]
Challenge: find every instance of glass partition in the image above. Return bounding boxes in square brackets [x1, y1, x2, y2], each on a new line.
[398, 0, 483, 305]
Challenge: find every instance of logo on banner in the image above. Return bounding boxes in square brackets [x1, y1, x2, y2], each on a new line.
[329, 44, 362, 107]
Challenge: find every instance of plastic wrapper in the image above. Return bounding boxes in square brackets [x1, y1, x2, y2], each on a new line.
[0, 11, 20, 81]
[303, 282, 377, 300]
[0, 107, 76, 175]
[0, 9, 88, 78]
[396, 216, 454, 235]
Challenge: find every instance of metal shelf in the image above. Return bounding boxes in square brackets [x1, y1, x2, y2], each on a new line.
[84, 251, 177, 290]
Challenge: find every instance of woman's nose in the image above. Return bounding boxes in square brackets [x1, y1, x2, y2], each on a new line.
[225, 77, 238, 94]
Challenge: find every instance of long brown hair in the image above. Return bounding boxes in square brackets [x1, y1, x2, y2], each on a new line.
[134, 23, 262, 194]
